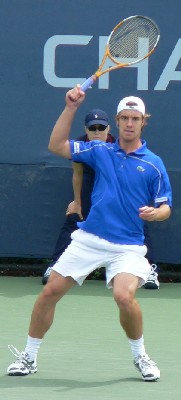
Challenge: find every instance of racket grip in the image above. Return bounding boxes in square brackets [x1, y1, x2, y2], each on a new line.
[81, 76, 95, 92]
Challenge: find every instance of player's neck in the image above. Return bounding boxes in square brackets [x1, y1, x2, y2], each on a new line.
[119, 138, 142, 154]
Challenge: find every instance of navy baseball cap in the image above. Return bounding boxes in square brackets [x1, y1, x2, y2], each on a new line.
[85, 109, 109, 128]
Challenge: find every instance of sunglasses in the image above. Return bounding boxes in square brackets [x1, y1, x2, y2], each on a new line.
[88, 124, 107, 131]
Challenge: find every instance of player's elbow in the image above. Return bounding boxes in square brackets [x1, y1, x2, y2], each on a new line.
[163, 205, 171, 220]
[155, 205, 171, 221]
[48, 140, 58, 154]
[166, 206, 171, 219]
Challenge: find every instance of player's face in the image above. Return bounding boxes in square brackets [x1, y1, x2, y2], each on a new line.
[85, 124, 110, 142]
[116, 110, 144, 143]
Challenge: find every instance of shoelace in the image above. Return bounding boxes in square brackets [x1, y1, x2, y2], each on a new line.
[139, 355, 157, 368]
[149, 264, 158, 279]
[8, 344, 22, 359]
[8, 344, 33, 367]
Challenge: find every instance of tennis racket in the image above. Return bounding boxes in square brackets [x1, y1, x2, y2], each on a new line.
[81, 15, 160, 91]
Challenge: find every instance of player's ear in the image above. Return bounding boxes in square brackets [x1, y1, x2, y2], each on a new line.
[115, 116, 119, 127]
[141, 117, 145, 128]
[140, 117, 146, 132]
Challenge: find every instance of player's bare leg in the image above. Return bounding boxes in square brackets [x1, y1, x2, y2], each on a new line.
[113, 272, 142, 339]
[113, 273, 160, 381]
[29, 272, 75, 338]
[7, 272, 75, 376]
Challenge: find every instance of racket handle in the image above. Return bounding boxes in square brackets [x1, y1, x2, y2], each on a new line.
[81, 76, 96, 92]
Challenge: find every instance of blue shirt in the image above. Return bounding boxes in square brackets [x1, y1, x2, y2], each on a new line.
[76, 133, 116, 219]
[70, 139, 172, 245]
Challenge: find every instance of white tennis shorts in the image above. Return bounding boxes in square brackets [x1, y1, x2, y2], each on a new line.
[52, 229, 151, 288]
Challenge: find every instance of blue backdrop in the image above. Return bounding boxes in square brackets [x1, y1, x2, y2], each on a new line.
[0, 0, 180, 262]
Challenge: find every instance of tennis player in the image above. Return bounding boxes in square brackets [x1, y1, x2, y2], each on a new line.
[7, 85, 172, 381]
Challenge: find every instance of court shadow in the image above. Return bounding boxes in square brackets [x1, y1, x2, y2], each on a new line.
[0, 376, 141, 391]
[0, 277, 112, 298]
[1, 277, 180, 300]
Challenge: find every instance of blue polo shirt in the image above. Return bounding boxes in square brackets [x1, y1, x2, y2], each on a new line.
[70, 139, 172, 245]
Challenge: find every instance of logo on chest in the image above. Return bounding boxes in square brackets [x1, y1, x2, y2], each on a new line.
[136, 166, 145, 172]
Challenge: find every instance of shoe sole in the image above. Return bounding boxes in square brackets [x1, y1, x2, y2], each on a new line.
[144, 285, 159, 289]
[142, 376, 160, 382]
[8, 369, 37, 376]
[42, 277, 48, 285]
[135, 364, 160, 382]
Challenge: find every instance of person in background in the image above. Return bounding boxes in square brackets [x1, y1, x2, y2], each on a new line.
[42, 108, 116, 284]
[7, 86, 172, 382]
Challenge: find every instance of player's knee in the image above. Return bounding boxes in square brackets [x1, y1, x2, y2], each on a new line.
[42, 280, 61, 302]
[113, 290, 134, 311]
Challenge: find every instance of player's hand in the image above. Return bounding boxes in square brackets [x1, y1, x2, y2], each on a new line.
[139, 206, 157, 221]
[65, 85, 85, 108]
[66, 200, 83, 220]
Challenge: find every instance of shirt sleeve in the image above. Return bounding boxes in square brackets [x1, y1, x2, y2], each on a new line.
[153, 157, 172, 208]
[70, 140, 99, 168]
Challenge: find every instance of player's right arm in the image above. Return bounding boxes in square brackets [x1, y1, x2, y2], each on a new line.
[48, 85, 85, 158]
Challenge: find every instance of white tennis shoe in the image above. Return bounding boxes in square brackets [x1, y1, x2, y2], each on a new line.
[144, 264, 160, 289]
[42, 266, 53, 285]
[7, 345, 37, 376]
[134, 354, 160, 381]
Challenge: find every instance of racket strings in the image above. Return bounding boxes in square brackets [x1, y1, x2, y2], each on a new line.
[109, 17, 159, 62]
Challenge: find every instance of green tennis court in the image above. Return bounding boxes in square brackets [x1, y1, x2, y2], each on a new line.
[0, 277, 181, 400]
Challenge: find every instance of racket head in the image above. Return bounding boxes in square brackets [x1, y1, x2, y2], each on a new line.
[107, 15, 160, 66]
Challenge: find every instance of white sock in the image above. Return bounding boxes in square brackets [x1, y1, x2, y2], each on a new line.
[25, 335, 42, 362]
[128, 336, 146, 360]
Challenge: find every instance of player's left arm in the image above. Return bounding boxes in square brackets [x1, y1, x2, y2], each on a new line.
[139, 204, 171, 221]
[140, 157, 172, 221]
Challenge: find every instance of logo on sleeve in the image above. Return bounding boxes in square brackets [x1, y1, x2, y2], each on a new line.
[74, 142, 80, 153]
